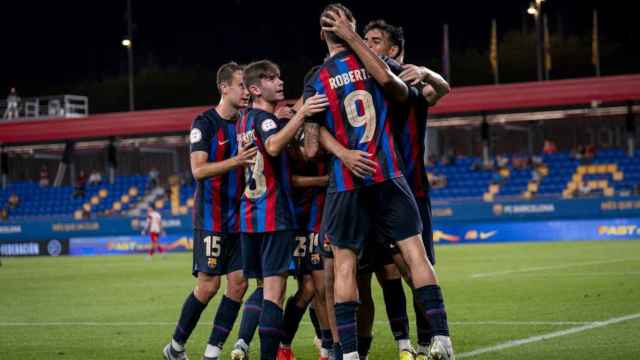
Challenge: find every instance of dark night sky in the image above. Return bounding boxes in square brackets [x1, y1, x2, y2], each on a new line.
[1, 0, 636, 99]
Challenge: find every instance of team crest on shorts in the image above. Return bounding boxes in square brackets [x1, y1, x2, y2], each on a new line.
[323, 234, 332, 252]
[208, 257, 218, 268]
[311, 253, 321, 265]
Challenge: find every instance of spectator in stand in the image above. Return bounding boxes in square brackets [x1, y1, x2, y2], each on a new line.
[147, 168, 160, 189]
[3, 88, 20, 120]
[585, 144, 596, 159]
[576, 181, 592, 197]
[88, 169, 103, 186]
[543, 139, 557, 155]
[0, 207, 7, 220]
[428, 172, 448, 189]
[531, 167, 542, 183]
[8, 193, 20, 209]
[427, 154, 436, 167]
[482, 158, 495, 171]
[572, 145, 585, 161]
[492, 172, 506, 185]
[39, 165, 50, 187]
[496, 154, 509, 168]
[512, 153, 529, 170]
[74, 170, 87, 198]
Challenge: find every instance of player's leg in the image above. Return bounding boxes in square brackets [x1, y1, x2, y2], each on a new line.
[375, 256, 414, 359]
[333, 246, 360, 360]
[259, 231, 296, 360]
[356, 271, 374, 359]
[414, 196, 436, 359]
[279, 274, 315, 359]
[149, 232, 158, 256]
[231, 233, 264, 359]
[231, 280, 263, 359]
[380, 179, 453, 359]
[164, 229, 223, 360]
[311, 268, 333, 360]
[204, 234, 248, 359]
[322, 253, 341, 358]
[279, 233, 315, 358]
[165, 272, 221, 360]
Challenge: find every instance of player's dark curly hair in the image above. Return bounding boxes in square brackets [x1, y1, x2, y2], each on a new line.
[364, 19, 405, 59]
[244, 60, 281, 89]
[216, 62, 244, 93]
[320, 3, 355, 46]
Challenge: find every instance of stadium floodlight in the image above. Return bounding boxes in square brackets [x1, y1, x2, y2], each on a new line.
[121, 39, 132, 48]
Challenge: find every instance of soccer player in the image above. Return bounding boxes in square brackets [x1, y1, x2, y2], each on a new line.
[361, 19, 451, 360]
[277, 108, 334, 360]
[304, 4, 455, 360]
[235, 60, 328, 360]
[143, 205, 165, 258]
[163, 62, 255, 360]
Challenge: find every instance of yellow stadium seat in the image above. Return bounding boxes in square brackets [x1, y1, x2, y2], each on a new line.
[113, 202, 122, 211]
[596, 164, 607, 173]
[483, 193, 494, 202]
[74, 210, 83, 220]
[121, 195, 130, 204]
[577, 166, 586, 174]
[528, 182, 539, 192]
[587, 165, 597, 174]
[606, 164, 617, 172]
[129, 187, 139, 196]
[90, 196, 100, 205]
[613, 171, 624, 181]
[99, 189, 108, 198]
[604, 187, 615, 197]
[187, 198, 195, 207]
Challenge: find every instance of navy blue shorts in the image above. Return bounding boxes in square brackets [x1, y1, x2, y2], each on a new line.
[321, 177, 422, 253]
[241, 231, 296, 278]
[358, 239, 399, 274]
[192, 230, 242, 277]
[417, 195, 435, 266]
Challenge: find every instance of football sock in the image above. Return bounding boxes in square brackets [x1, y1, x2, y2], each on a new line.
[172, 291, 207, 345]
[335, 301, 358, 354]
[208, 295, 241, 348]
[281, 295, 308, 346]
[381, 278, 409, 341]
[415, 299, 434, 347]
[357, 335, 373, 358]
[259, 300, 283, 360]
[238, 287, 263, 345]
[414, 285, 450, 336]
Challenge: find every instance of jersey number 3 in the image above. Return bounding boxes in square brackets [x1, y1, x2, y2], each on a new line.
[344, 90, 376, 144]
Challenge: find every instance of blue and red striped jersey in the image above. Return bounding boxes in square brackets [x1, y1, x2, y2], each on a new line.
[236, 108, 297, 233]
[289, 146, 329, 234]
[394, 89, 431, 198]
[190, 108, 243, 233]
[304, 50, 404, 193]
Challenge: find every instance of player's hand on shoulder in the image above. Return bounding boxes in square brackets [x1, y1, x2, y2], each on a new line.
[340, 149, 377, 178]
[321, 8, 356, 41]
[399, 64, 428, 85]
[275, 106, 295, 120]
[300, 93, 329, 118]
[234, 141, 258, 167]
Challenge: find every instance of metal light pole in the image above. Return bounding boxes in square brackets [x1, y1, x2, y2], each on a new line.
[123, 0, 135, 111]
[528, 0, 545, 81]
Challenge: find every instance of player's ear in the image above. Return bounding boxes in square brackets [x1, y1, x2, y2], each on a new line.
[389, 45, 400, 59]
[249, 84, 261, 97]
[320, 29, 325, 41]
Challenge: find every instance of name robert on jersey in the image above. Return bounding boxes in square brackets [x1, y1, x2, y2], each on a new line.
[327, 67, 370, 90]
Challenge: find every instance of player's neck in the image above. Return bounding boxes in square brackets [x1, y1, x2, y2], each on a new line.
[252, 98, 276, 114]
[215, 100, 239, 121]
[328, 43, 348, 57]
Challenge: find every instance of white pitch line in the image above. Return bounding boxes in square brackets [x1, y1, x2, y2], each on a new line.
[0, 320, 592, 327]
[471, 258, 639, 278]
[458, 312, 640, 358]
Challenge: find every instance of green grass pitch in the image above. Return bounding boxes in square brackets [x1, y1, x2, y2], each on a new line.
[1, 240, 639, 359]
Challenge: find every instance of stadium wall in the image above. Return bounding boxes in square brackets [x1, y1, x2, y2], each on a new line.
[2, 196, 640, 256]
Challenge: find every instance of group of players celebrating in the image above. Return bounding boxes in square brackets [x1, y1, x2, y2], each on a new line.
[162, 4, 454, 360]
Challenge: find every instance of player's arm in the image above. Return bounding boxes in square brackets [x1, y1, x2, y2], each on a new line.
[321, 9, 408, 102]
[319, 127, 377, 178]
[292, 174, 329, 188]
[399, 65, 450, 106]
[264, 94, 328, 157]
[304, 122, 321, 159]
[189, 117, 257, 180]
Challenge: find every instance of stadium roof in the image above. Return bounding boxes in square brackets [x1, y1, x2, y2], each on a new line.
[2, 74, 640, 145]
